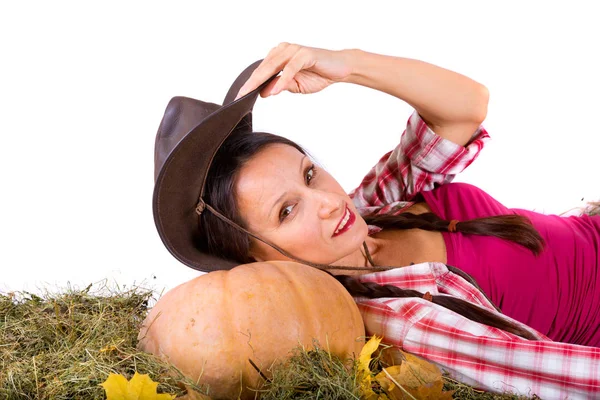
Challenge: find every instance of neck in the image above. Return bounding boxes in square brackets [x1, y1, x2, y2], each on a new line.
[330, 236, 383, 275]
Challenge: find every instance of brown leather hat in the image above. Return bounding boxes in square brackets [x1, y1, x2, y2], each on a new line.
[152, 60, 278, 272]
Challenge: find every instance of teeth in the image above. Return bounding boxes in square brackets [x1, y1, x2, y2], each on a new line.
[334, 209, 350, 234]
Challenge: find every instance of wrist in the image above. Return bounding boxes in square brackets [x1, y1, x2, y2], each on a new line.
[337, 48, 366, 84]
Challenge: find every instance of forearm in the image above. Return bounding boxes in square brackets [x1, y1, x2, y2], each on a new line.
[341, 49, 489, 144]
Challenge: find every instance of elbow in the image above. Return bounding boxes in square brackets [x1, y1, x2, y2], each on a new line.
[472, 84, 489, 124]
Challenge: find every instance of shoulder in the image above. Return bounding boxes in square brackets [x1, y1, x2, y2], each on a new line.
[419, 182, 511, 220]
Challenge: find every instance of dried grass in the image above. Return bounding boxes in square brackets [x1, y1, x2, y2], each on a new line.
[254, 340, 361, 400]
[254, 340, 536, 400]
[584, 201, 600, 216]
[1, 283, 540, 399]
[442, 377, 540, 400]
[0, 282, 207, 400]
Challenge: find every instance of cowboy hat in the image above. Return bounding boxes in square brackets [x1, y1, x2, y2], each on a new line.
[152, 60, 278, 272]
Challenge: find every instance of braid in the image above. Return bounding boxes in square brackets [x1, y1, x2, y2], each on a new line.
[365, 212, 545, 255]
[334, 274, 423, 298]
[331, 273, 538, 340]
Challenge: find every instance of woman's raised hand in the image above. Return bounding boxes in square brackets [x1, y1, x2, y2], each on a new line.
[235, 43, 353, 100]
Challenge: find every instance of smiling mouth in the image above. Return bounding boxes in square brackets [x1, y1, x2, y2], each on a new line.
[333, 206, 356, 237]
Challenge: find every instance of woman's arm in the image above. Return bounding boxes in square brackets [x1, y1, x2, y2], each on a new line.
[350, 114, 489, 204]
[235, 44, 490, 204]
[236, 43, 488, 146]
[359, 298, 600, 399]
[341, 49, 489, 146]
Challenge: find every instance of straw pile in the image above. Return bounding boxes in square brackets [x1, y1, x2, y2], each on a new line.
[584, 201, 600, 216]
[255, 341, 360, 399]
[0, 283, 538, 399]
[0, 283, 207, 399]
[256, 342, 537, 400]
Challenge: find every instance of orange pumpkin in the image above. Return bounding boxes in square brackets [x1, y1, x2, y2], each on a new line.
[137, 261, 365, 399]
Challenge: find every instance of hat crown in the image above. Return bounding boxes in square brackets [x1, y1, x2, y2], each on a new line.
[153, 59, 264, 182]
[152, 59, 279, 271]
[154, 97, 221, 181]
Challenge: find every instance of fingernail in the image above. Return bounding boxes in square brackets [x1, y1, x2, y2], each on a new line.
[270, 85, 279, 95]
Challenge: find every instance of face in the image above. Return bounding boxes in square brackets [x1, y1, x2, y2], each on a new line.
[235, 144, 369, 265]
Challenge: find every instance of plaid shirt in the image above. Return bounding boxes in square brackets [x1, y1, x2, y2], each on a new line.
[349, 112, 600, 399]
[350, 111, 489, 216]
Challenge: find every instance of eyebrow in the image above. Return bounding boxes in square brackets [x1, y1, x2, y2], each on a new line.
[268, 155, 308, 220]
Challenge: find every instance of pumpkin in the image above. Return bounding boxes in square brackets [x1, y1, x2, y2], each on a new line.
[137, 261, 365, 399]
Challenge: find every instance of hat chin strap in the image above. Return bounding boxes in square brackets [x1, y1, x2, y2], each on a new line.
[200, 200, 386, 272]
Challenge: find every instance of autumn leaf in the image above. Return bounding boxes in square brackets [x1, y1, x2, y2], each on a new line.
[357, 336, 383, 400]
[100, 372, 176, 400]
[374, 348, 453, 400]
[358, 336, 382, 374]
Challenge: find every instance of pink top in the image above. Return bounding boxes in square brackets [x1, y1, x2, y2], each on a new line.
[349, 111, 600, 397]
[420, 182, 600, 347]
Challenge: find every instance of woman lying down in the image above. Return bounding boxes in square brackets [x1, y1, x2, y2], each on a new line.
[151, 43, 600, 399]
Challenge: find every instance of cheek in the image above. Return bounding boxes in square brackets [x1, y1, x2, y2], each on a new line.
[288, 215, 324, 242]
[268, 216, 327, 255]
[321, 172, 345, 192]
[257, 224, 323, 261]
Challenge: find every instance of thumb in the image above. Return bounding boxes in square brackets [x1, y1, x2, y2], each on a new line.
[258, 77, 281, 98]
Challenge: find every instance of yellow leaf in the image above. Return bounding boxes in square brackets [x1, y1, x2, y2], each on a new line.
[374, 348, 453, 400]
[100, 372, 176, 400]
[377, 352, 440, 388]
[357, 336, 382, 399]
[101, 374, 129, 400]
[358, 335, 382, 374]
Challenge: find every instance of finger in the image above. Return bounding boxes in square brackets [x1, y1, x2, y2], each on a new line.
[259, 77, 280, 98]
[235, 49, 279, 99]
[235, 43, 297, 99]
[236, 58, 283, 99]
[235, 45, 287, 99]
[270, 51, 309, 95]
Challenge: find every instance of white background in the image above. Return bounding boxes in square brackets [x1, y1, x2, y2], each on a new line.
[1, 1, 598, 295]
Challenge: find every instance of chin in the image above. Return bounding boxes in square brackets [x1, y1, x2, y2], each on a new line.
[353, 219, 370, 242]
[329, 233, 369, 265]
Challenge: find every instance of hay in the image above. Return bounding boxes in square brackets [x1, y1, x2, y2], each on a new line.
[584, 201, 600, 217]
[0, 282, 207, 400]
[442, 377, 540, 400]
[254, 341, 536, 400]
[255, 340, 361, 400]
[1, 283, 541, 400]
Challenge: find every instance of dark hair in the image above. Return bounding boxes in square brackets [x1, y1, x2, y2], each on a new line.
[196, 127, 306, 264]
[196, 130, 541, 340]
[364, 210, 544, 255]
[332, 274, 536, 339]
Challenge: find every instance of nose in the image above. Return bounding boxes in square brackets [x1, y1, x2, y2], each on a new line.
[315, 190, 343, 220]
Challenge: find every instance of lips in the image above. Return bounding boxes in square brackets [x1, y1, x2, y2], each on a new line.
[332, 206, 356, 237]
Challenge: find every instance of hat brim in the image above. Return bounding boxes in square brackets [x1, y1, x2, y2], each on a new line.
[153, 66, 277, 272]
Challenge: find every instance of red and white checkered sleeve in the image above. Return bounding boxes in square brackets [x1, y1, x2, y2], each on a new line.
[403, 307, 600, 399]
[357, 294, 600, 399]
[350, 111, 490, 208]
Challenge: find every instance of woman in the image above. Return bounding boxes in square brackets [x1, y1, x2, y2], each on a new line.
[153, 43, 600, 398]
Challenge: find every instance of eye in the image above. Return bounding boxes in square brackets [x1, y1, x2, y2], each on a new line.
[305, 164, 317, 185]
[279, 164, 317, 224]
[279, 204, 294, 222]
